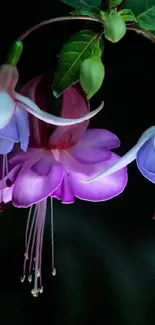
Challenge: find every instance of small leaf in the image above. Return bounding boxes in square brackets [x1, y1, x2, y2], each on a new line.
[122, 0, 155, 17]
[53, 30, 103, 97]
[137, 6, 155, 31]
[61, 0, 101, 9]
[72, 7, 103, 19]
[119, 9, 137, 22]
[109, 0, 123, 8]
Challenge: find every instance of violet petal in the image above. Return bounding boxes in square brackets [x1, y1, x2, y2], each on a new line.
[0, 138, 14, 154]
[63, 151, 128, 202]
[136, 138, 155, 183]
[12, 153, 64, 207]
[15, 105, 30, 151]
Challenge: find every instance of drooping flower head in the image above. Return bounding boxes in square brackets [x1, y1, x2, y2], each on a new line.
[1, 75, 127, 296]
[0, 40, 103, 210]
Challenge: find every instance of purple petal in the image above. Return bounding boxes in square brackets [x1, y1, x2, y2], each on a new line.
[66, 128, 120, 164]
[0, 165, 22, 189]
[12, 154, 64, 207]
[0, 114, 19, 142]
[64, 151, 127, 202]
[0, 91, 16, 128]
[9, 149, 41, 167]
[75, 129, 120, 150]
[0, 138, 14, 154]
[67, 146, 111, 164]
[15, 106, 30, 151]
[83, 126, 155, 183]
[52, 172, 74, 204]
[136, 138, 155, 183]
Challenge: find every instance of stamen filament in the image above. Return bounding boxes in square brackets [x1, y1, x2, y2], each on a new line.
[21, 198, 55, 296]
[28, 205, 39, 276]
[31, 208, 41, 297]
[21, 205, 37, 279]
[1, 155, 6, 202]
[51, 197, 56, 276]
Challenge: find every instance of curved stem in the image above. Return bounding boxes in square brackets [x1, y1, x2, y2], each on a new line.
[18, 16, 103, 41]
[117, 0, 127, 11]
[127, 26, 155, 43]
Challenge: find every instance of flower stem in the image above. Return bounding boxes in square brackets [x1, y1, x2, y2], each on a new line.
[18, 16, 103, 41]
[127, 26, 155, 43]
[117, 0, 127, 11]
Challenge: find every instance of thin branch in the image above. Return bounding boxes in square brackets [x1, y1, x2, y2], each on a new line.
[127, 26, 155, 42]
[18, 16, 103, 41]
[117, 0, 127, 11]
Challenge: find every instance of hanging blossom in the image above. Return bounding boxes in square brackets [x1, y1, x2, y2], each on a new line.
[0, 75, 128, 296]
[0, 54, 102, 207]
[0, 39, 103, 181]
[81, 126, 155, 183]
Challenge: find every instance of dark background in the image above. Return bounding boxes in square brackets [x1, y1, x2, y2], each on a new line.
[0, 0, 155, 324]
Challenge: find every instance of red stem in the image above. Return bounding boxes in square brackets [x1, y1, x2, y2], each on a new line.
[117, 0, 127, 11]
[127, 26, 155, 42]
[18, 16, 103, 41]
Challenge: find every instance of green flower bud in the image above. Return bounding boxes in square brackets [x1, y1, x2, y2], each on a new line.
[104, 12, 126, 43]
[6, 40, 23, 66]
[80, 55, 105, 99]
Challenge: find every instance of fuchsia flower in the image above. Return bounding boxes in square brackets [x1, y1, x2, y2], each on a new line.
[0, 63, 102, 209]
[1, 75, 127, 296]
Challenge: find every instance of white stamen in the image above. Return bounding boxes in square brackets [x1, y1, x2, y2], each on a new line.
[52, 268, 56, 276]
[28, 275, 32, 283]
[21, 198, 55, 296]
[20, 275, 25, 283]
[31, 288, 39, 297]
[25, 205, 33, 247]
[0, 155, 6, 203]
[50, 197, 56, 276]
[39, 286, 43, 293]
[22, 205, 37, 278]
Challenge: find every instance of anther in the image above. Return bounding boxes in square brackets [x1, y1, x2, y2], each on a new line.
[6, 178, 12, 187]
[24, 253, 29, 259]
[52, 268, 56, 276]
[31, 289, 39, 297]
[39, 286, 43, 293]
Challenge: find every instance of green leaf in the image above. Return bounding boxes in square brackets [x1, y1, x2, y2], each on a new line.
[53, 30, 103, 97]
[109, 0, 123, 8]
[72, 7, 103, 19]
[137, 6, 155, 30]
[119, 9, 137, 22]
[122, 0, 155, 16]
[61, 0, 101, 10]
